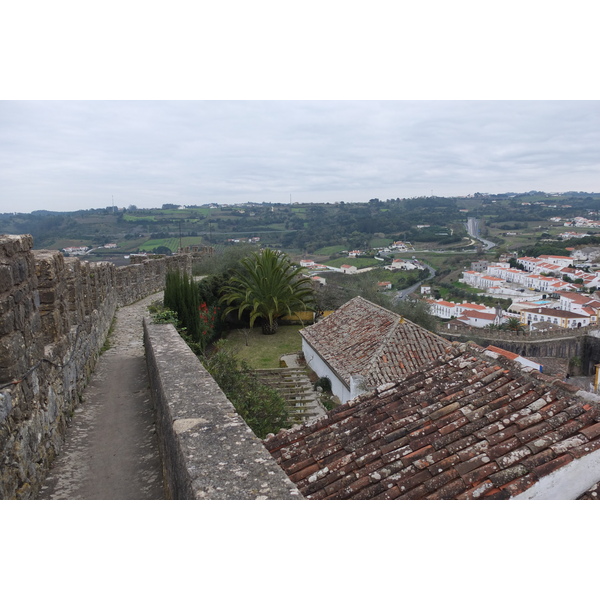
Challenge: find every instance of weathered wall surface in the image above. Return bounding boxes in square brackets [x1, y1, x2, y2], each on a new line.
[442, 328, 600, 375]
[442, 330, 584, 357]
[143, 319, 302, 500]
[582, 334, 600, 377]
[0, 234, 191, 499]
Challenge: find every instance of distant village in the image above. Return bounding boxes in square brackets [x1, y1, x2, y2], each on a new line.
[428, 250, 600, 331]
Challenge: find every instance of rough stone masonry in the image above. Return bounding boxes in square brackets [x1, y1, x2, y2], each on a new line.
[0, 234, 191, 499]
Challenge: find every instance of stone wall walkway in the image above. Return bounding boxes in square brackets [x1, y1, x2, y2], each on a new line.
[37, 292, 165, 500]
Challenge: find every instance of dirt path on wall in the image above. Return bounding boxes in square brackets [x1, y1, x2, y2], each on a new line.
[37, 292, 165, 500]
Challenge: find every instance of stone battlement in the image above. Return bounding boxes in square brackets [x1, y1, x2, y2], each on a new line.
[0, 234, 192, 499]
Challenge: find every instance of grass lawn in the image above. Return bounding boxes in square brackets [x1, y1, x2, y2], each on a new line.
[452, 281, 484, 294]
[371, 238, 394, 248]
[314, 244, 347, 255]
[221, 324, 304, 369]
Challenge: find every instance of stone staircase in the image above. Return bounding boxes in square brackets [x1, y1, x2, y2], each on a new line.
[255, 367, 327, 424]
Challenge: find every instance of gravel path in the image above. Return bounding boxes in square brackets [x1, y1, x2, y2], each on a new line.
[38, 292, 165, 500]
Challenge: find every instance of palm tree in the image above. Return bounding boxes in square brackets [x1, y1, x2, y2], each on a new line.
[220, 249, 315, 335]
[502, 316, 526, 332]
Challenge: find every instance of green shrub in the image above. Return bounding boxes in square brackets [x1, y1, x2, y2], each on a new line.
[151, 308, 179, 325]
[201, 341, 290, 438]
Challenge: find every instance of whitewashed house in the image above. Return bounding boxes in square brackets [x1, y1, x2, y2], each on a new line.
[300, 297, 449, 404]
[520, 307, 590, 329]
[340, 264, 358, 274]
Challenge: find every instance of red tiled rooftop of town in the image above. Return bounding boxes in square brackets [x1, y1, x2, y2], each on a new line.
[458, 310, 496, 321]
[265, 343, 600, 500]
[523, 307, 586, 319]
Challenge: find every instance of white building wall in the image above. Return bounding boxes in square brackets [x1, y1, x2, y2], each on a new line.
[461, 271, 481, 286]
[513, 449, 600, 500]
[515, 356, 543, 371]
[301, 339, 352, 404]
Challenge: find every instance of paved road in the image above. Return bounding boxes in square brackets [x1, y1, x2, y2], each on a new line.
[395, 263, 436, 301]
[467, 217, 496, 250]
[38, 293, 165, 500]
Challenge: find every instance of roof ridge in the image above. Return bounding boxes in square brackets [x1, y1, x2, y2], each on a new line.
[362, 312, 452, 384]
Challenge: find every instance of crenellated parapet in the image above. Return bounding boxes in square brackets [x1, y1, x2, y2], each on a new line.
[0, 234, 192, 499]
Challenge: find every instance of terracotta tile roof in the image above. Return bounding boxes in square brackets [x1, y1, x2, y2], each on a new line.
[265, 343, 600, 500]
[486, 345, 520, 361]
[578, 483, 600, 499]
[460, 303, 489, 311]
[458, 310, 496, 321]
[523, 307, 587, 319]
[300, 296, 450, 389]
[557, 292, 591, 302]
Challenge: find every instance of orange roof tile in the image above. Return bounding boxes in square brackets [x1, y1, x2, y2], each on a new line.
[486, 345, 520, 361]
[300, 296, 449, 389]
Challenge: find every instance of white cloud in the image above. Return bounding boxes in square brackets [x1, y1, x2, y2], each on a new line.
[1, 100, 599, 213]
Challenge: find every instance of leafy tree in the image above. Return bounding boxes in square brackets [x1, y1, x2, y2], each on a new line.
[193, 244, 256, 276]
[314, 270, 394, 312]
[152, 245, 173, 255]
[220, 249, 315, 335]
[394, 298, 438, 332]
[201, 341, 289, 438]
[508, 257, 526, 271]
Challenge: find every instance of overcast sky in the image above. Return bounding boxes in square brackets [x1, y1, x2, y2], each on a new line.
[1, 100, 599, 213]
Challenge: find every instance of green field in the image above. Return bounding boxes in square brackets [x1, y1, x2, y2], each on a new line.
[123, 214, 158, 222]
[324, 257, 382, 269]
[222, 325, 304, 369]
[138, 236, 207, 252]
[371, 238, 394, 248]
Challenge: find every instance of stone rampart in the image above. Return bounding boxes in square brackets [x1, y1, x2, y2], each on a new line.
[0, 234, 192, 499]
[441, 327, 600, 375]
[444, 322, 598, 342]
[143, 319, 301, 500]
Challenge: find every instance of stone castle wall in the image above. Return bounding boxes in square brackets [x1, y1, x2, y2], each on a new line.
[441, 328, 600, 375]
[0, 234, 191, 499]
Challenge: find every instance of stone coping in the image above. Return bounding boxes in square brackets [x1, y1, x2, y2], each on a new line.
[143, 318, 302, 500]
